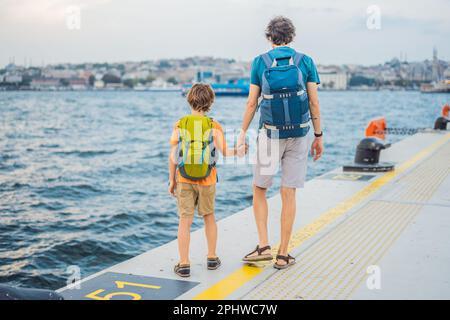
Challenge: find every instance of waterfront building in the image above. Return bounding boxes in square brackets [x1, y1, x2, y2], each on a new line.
[318, 66, 348, 90]
[30, 78, 60, 90]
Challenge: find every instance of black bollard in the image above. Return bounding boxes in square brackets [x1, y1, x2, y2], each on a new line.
[434, 116, 449, 130]
[343, 137, 394, 172]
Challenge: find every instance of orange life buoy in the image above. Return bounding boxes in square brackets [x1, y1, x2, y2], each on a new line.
[365, 117, 387, 140]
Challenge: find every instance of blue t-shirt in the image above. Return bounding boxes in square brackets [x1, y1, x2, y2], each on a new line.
[250, 46, 320, 87]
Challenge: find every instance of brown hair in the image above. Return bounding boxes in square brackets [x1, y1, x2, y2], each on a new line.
[187, 83, 215, 112]
[265, 16, 296, 45]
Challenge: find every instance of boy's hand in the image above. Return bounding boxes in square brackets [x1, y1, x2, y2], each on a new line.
[236, 143, 249, 157]
[168, 180, 177, 197]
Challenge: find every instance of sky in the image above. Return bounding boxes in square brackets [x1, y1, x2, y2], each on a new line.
[0, 0, 449, 67]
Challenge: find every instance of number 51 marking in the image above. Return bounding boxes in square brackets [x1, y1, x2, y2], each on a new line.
[85, 281, 161, 300]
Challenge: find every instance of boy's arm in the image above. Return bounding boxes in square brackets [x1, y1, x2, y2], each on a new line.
[214, 127, 237, 157]
[168, 145, 177, 196]
[168, 145, 177, 180]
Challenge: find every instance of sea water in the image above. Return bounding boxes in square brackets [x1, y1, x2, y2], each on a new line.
[0, 90, 447, 289]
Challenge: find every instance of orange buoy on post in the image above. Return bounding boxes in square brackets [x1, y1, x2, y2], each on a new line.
[365, 117, 387, 140]
[442, 104, 449, 117]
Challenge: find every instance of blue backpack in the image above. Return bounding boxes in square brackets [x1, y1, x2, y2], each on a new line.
[258, 51, 310, 139]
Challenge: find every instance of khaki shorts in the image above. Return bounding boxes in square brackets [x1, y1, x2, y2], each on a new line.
[176, 182, 216, 218]
[253, 130, 309, 189]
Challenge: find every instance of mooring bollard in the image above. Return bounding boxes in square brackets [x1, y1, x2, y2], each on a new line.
[434, 104, 449, 130]
[343, 117, 395, 172]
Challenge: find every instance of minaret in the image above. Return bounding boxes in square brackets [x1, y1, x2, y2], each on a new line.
[432, 46, 440, 81]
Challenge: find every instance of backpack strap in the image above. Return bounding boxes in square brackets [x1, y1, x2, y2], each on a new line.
[261, 53, 273, 69]
[293, 52, 305, 67]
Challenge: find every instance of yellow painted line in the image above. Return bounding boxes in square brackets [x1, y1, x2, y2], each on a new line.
[194, 133, 450, 300]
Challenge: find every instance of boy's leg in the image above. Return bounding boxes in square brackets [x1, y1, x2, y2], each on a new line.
[176, 182, 197, 265]
[203, 213, 217, 258]
[178, 216, 194, 264]
[198, 184, 217, 258]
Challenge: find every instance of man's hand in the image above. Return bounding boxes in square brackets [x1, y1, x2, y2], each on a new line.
[236, 143, 249, 157]
[311, 137, 323, 161]
[168, 180, 177, 197]
[236, 130, 247, 157]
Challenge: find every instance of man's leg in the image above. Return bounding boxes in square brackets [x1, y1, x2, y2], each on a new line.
[278, 187, 296, 262]
[246, 133, 282, 258]
[253, 185, 270, 248]
[276, 136, 308, 265]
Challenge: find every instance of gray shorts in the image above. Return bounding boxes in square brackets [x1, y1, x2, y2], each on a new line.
[253, 130, 309, 189]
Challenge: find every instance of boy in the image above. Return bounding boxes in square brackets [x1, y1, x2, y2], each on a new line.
[168, 83, 246, 277]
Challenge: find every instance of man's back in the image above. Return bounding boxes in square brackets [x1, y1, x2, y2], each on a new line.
[250, 46, 321, 89]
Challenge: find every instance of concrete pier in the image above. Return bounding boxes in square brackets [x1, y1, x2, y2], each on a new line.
[59, 130, 450, 300]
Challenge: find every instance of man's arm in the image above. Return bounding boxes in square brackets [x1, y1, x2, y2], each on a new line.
[307, 82, 322, 134]
[306, 82, 323, 161]
[237, 84, 260, 151]
[241, 84, 261, 133]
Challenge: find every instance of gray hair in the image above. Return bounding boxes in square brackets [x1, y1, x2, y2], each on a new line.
[265, 16, 296, 45]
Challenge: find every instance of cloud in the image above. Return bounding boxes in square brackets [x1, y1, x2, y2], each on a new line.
[0, 0, 111, 24]
[0, 0, 448, 66]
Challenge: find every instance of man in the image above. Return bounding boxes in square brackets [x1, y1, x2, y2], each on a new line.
[238, 16, 323, 269]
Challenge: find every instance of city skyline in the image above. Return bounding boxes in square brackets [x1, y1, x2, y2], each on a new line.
[1, 0, 449, 67]
[2, 48, 447, 70]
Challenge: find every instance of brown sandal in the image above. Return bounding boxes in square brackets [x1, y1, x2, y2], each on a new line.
[242, 245, 273, 262]
[207, 257, 221, 270]
[174, 263, 190, 277]
[274, 254, 296, 270]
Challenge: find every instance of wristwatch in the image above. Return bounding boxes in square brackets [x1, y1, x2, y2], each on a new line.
[314, 131, 323, 138]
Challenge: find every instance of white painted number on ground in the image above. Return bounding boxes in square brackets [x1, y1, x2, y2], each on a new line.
[366, 265, 381, 290]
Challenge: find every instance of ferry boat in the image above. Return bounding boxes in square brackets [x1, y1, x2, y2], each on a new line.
[182, 78, 250, 97]
[182, 69, 250, 97]
[420, 80, 450, 93]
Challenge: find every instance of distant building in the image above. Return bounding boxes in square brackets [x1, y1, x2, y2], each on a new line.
[3, 74, 22, 84]
[380, 69, 397, 82]
[30, 78, 60, 90]
[43, 69, 77, 79]
[67, 78, 87, 90]
[318, 67, 348, 90]
[432, 47, 443, 81]
[122, 70, 150, 80]
[444, 68, 450, 80]
[105, 82, 124, 89]
[94, 80, 105, 89]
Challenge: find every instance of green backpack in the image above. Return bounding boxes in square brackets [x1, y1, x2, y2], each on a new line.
[176, 115, 217, 180]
